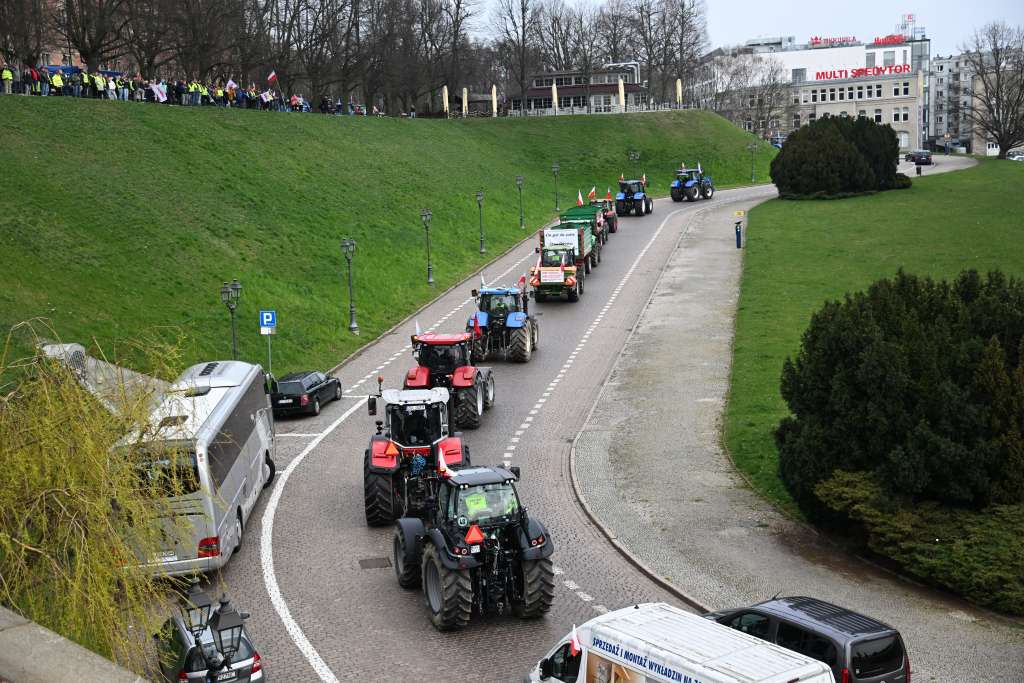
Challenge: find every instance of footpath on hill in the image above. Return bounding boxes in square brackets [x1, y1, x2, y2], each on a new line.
[571, 162, 1023, 682]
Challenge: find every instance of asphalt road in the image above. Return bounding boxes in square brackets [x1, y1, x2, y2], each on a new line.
[213, 186, 775, 681]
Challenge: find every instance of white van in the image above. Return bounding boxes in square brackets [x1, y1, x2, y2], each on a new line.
[527, 603, 835, 683]
[130, 361, 276, 576]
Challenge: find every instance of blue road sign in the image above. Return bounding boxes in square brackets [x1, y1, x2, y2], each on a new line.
[260, 310, 277, 327]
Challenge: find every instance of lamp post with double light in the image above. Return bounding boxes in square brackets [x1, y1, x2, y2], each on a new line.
[476, 190, 485, 254]
[421, 208, 434, 285]
[515, 175, 525, 230]
[746, 142, 758, 183]
[178, 585, 251, 683]
[219, 279, 242, 360]
[340, 238, 359, 333]
[551, 162, 560, 212]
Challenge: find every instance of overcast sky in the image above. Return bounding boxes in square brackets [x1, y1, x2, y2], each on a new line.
[704, 1, 1024, 57]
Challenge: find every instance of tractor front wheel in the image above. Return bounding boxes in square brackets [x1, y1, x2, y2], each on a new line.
[422, 544, 472, 631]
[455, 382, 483, 429]
[364, 451, 397, 526]
[634, 200, 644, 216]
[393, 525, 422, 589]
[510, 323, 533, 362]
[513, 557, 555, 618]
[531, 319, 540, 348]
[615, 199, 625, 215]
[483, 374, 495, 410]
[702, 185, 715, 200]
[646, 197, 654, 214]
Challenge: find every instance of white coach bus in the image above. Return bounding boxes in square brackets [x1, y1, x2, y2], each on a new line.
[131, 360, 276, 576]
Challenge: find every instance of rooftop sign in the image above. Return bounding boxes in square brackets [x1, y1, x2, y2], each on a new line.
[873, 34, 909, 45]
[810, 35, 858, 47]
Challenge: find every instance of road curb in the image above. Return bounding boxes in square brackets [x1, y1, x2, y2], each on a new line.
[566, 192, 772, 614]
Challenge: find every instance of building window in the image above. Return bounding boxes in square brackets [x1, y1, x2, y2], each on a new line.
[829, 88, 836, 101]
[802, 91, 809, 104]
[902, 107, 910, 122]
[808, 113, 816, 122]
[938, 77, 944, 84]
[811, 90, 818, 103]
[840, 111, 848, 118]
[866, 52, 876, 68]
[937, 90, 943, 98]
[792, 68, 806, 83]
[875, 84, 882, 97]
[874, 109, 882, 123]
[856, 86, 863, 99]
[903, 82, 910, 95]
[884, 50, 895, 66]
[793, 93, 800, 105]
[893, 109, 900, 122]
[902, 49, 908, 64]
[793, 113, 801, 127]
[893, 84, 900, 96]
[839, 89, 845, 101]
[938, 64, 944, 71]
[858, 109, 866, 117]
[937, 115, 943, 122]
[848, 86, 854, 100]
[743, 120, 753, 131]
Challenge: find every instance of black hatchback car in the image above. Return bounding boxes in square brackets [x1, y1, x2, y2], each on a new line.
[271, 371, 342, 417]
[705, 596, 909, 683]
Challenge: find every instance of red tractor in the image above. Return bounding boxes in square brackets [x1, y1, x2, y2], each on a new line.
[405, 332, 495, 429]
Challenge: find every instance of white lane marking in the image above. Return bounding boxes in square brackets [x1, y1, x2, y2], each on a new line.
[261, 396, 367, 683]
[553, 565, 565, 575]
[276, 433, 322, 438]
[563, 580, 580, 590]
[577, 592, 594, 602]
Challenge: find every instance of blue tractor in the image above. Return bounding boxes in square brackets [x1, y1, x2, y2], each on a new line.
[466, 283, 539, 363]
[670, 166, 715, 202]
[615, 178, 653, 217]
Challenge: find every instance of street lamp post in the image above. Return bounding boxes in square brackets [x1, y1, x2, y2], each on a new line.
[219, 279, 242, 360]
[515, 175, 525, 230]
[747, 142, 758, 183]
[476, 190, 485, 254]
[340, 238, 359, 333]
[421, 209, 434, 285]
[176, 586, 250, 683]
[551, 162, 560, 212]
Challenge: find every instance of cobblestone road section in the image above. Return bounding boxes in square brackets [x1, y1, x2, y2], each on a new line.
[573, 185, 1024, 682]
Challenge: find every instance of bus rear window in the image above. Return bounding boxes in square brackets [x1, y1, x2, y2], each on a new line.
[135, 450, 200, 497]
[852, 635, 904, 678]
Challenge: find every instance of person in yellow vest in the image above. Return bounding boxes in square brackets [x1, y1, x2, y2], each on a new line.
[1, 64, 12, 95]
[51, 70, 64, 95]
[80, 69, 91, 97]
[94, 72, 105, 98]
[199, 82, 209, 105]
[215, 85, 224, 106]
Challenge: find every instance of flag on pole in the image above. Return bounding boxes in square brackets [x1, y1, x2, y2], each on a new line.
[480, 274, 486, 289]
[576, 190, 584, 206]
[437, 444, 450, 477]
[150, 82, 167, 102]
[680, 161, 686, 170]
[518, 274, 527, 288]
[641, 173, 647, 186]
[570, 625, 581, 656]
[226, 78, 237, 90]
[473, 313, 483, 339]
[697, 161, 702, 174]
[605, 188, 612, 200]
[267, 70, 277, 83]
[587, 187, 596, 200]
[415, 319, 422, 336]
[619, 173, 625, 181]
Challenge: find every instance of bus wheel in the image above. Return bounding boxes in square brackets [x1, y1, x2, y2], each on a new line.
[263, 454, 276, 488]
[233, 510, 243, 554]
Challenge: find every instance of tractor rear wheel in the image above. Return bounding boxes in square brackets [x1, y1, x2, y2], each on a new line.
[364, 451, 396, 527]
[685, 187, 698, 202]
[634, 201, 644, 216]
[483, 374, 495, 410]
[470, 334, 486, 363]
[455, 382, 483, 429]
[393, 525, 421, 589]
[671, 188, 682, 202]
[513, 557, 555, 618]
[615, 199, 625, 214]
[422, 544, 472, 631]
[567, 282, 579, 302]
[510, 323, 533, 362]
[584, 254, 591, 274]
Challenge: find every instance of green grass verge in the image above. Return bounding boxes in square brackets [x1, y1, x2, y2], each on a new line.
[725, 159, 1024, 516]
[0, 98, 773, 379]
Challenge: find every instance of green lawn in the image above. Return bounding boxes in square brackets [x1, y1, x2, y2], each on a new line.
[0, 98, 773, 379]
[725, 159, 1024, 516]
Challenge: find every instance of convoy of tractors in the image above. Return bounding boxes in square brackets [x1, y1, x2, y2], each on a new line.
[361, 163, 711, 631]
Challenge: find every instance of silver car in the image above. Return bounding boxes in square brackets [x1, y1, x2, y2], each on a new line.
[154, 613, 266, 682]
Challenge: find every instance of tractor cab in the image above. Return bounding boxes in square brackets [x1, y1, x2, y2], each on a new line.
[412, 334, 473, 382]
[619, 180, 645, 196]
[677, 169, 701, 183]
[540, 247, 572, 268]
[378, 389, 448, 447]
[474, 287, 527, 322]
[442, 467, 523, 530]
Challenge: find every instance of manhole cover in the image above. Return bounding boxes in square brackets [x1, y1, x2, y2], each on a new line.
[358, 557, 391, 569]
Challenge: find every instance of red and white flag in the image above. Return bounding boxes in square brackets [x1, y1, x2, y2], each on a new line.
[605, 187, 612, 200]
[570, 624, 581, 656]
[267, 70, 278, 83]
[518, 274, 527, 288]
[587, 186, 596, 200]
[437, 445, 450, 477]
[576, 190, 584, 206]
[641, 173, 647, 185]
[619, 173, 625, 181]
[226, 78, 237, 90]
[473, 313, 483, 339]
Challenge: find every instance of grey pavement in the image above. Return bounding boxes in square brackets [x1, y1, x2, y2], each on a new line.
[897, 153, 976, 177]
[573, 178, 1024, 682]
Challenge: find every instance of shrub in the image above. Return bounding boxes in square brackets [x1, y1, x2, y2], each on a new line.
[770, 115, 900, 198]
[776, 269, 1024, 516]
[817, 471, 1024, 615]
[893, 172, 913, 189]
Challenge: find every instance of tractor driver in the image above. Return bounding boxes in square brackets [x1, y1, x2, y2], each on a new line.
[459, 484, 518, 523]
[482, 294, 516, 315]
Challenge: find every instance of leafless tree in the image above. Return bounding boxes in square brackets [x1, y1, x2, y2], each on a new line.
[537, 0, 573, 71]
[493, 0, 541, 102]
[54, 0, 129, 69]
[594, 0, 633, 65]
[960, 21, 1024, 158]
[569, 4, 601, 110]
[0, 0, 49, 66]
[123, 0, 175, 77]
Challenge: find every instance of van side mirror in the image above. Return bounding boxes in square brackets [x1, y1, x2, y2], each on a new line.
[539, 657, 552, 679]
[471, 289, 478, 297]
[368, 397, 377, 416]
[534, 246, 540, 253]
[510, 466, 521, 480]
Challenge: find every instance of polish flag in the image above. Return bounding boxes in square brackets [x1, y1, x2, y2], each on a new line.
[570, 624, 582, 656]
[576, 190, 584, 206]
[560, 254, 566, 273]
[518, 274, 527, 288]
[641, 173, 647, 186]
[415, 319, 422, 336]
[605, 188, 612, 200]
[587, 187, 596, 200]
[437, 444, 450, 477]
[473, 313, 483, 338]
[267, 70, 278, 83]
[619, 173, 625, 181]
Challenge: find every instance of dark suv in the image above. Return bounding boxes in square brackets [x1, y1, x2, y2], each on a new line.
[705, 596, 909, 683]
[904, 149, 932, 165]
[271, 371, 342, 417]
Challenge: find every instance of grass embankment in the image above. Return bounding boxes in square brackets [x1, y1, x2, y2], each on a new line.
[726, 159, 1024, 515]
[0, 99, 773, 377]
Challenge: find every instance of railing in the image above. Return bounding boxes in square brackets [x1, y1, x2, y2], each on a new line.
[505, 103, 695, 118]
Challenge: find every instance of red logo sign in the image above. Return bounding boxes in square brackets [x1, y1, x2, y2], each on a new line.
[813, 64, 912, 81]
[810, 35, 858, 47]
[873, 34, 908, 45]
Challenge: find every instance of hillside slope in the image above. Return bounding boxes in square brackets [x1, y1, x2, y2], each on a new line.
[0, 99, 773, 376]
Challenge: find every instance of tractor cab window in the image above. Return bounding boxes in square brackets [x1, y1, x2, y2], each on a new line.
[418, 344, 468, 374]
[541, 249, 568, 267]
[481, 294, 517, 315]
[388, 402, 444, 445]
[454, 483, 519, 526]
[620, 181, 643, 194]
[679, 170, 699, 181]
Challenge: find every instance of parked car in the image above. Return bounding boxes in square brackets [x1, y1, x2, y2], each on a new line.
[154, 609, 266, 682]
[705, 596, 909, 683]
[905, 149, 932, 165]
[271, 371, 342, 417]
[1007, 151, 1024, 162]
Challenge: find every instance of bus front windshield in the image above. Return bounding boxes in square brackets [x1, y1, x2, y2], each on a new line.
[454, 483, 520, 526]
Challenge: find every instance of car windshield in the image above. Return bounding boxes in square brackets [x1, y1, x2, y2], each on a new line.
[418, 344, 466, 374]
[541, 249, 568, 267]
[454, 483, 520, 526]
[388, 402, 444, 445]
[133, 447, 200, 497]
[481, 294, 516, 314]
[276, 380, 305, 395]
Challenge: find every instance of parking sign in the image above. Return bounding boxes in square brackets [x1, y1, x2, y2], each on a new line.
[260, 310, 276, 335]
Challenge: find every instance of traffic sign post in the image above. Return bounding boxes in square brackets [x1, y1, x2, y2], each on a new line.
[259, 310, 276, 374]
[733, 210, 745, 249]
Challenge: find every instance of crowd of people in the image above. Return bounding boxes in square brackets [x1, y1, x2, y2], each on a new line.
[0, 63, 386, 116]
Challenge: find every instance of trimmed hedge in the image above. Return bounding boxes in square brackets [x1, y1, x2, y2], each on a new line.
[771, 115, 903, 198]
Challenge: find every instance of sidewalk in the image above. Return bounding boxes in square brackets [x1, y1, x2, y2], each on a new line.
[572, 191, 1024, 681]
